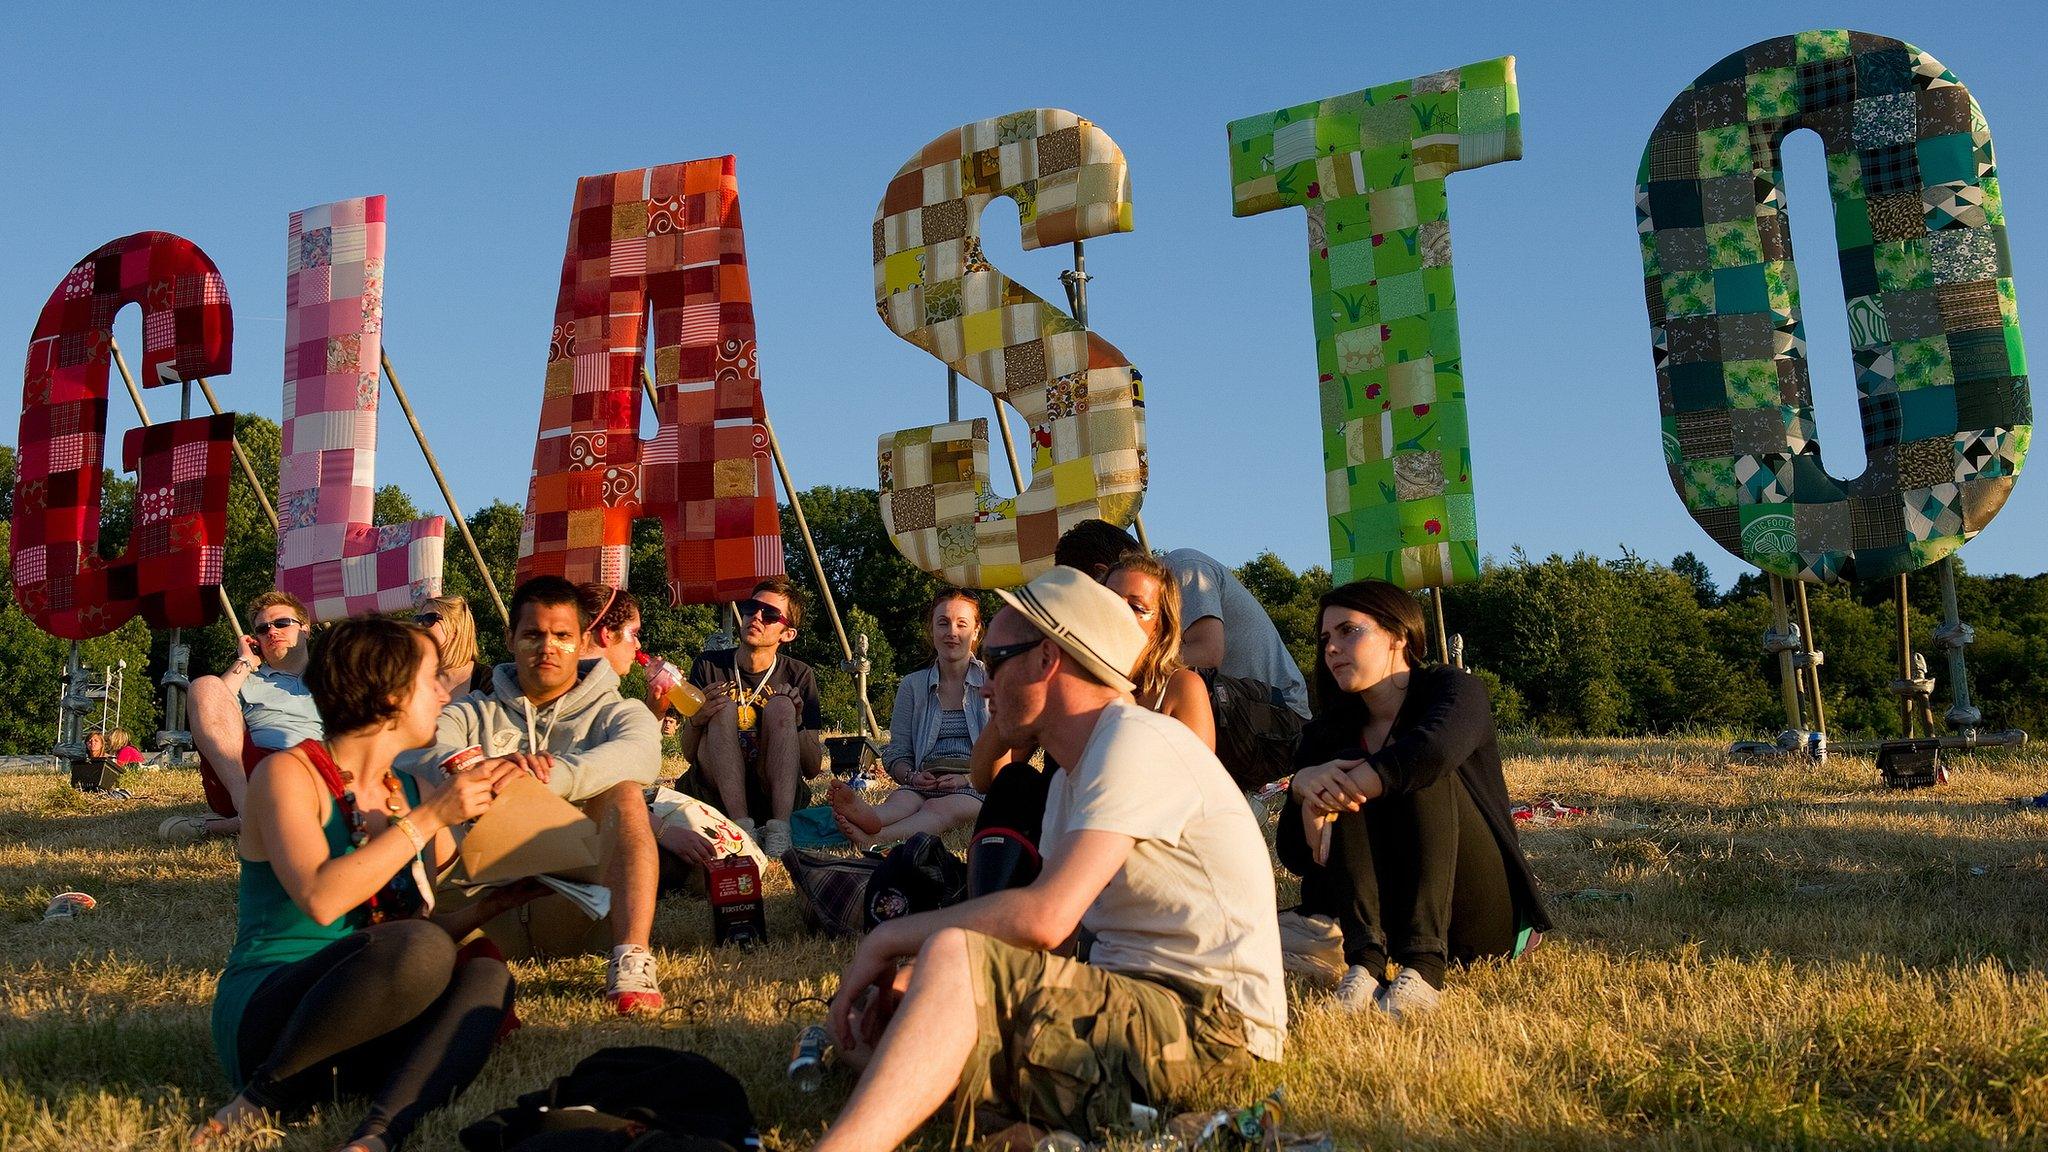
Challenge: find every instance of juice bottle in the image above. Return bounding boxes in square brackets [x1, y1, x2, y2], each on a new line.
[637, 650, 705, 719]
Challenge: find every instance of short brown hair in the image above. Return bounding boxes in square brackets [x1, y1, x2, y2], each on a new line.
[508, 575, 586, 634]
[305, 616, 432, 736]
[1054, 519, 1139, 575]
[751, 575, 804, 632]
[246, 590, 309, 627]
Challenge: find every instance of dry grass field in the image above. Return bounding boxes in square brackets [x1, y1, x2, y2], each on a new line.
[3, 739, 2046, 1151]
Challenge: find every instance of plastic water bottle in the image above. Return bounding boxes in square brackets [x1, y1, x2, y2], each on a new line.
[787, 1024, 832, 1092]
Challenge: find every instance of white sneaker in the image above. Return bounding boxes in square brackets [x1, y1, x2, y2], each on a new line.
[1333, 964, 1382, 1012]
[1376, 966, 1442, 1020]
[605, 945, 664, 1015]
[761, 818, 792, 859]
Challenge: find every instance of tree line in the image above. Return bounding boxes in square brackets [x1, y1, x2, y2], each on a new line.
[2, 415, 2043, 752]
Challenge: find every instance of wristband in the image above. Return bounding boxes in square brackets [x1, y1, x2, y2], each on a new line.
[391, 814, 428, 855]
[230, 658, 256, 676]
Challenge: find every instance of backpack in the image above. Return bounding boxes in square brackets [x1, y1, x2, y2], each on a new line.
[1205, 669, 1306, 790]
[862, 832, 968, 930]
[458, 1046, 758, 1152]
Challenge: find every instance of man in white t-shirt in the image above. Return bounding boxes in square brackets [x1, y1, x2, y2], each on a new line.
[815, 567, 1284, 1151]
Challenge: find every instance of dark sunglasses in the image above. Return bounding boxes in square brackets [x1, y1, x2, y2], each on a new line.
[251, 618, 301, 635]
[981, 637, 1046, 678]
[737, 599, 787, 625]
[412, 612, 444, 626]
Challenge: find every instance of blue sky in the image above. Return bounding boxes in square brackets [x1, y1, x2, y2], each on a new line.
[4, 2, 2044, 592]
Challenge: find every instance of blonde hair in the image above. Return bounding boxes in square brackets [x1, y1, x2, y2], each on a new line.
[423, 594, 480, 672]
[1107, 552, 1184, 705]
[108, 728, 131, 749]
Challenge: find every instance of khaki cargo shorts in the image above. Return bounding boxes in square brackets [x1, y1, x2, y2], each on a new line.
[953, 931, 1254, 1141]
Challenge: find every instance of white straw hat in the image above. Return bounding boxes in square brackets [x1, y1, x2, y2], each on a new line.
[994, 566, 1145, 695]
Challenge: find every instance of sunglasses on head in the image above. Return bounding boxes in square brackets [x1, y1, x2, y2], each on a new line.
[981, 637, 1046, 678]
[412, 611, 443, 626]
[251, 618, 300, 636]
[737, 599, 787, 625]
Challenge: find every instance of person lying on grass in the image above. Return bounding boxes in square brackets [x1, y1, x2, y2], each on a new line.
[1277, 579, 1553, 1019]
[829, 588, 990, 848]
[813, 567, 1284, 1151]
[202, 616, 541, 1152]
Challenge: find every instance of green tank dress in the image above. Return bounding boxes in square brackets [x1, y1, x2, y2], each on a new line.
[210, 772, 421, 1088]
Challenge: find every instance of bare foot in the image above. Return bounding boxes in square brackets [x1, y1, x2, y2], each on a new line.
[193, 1095, 265, 1146]
[827, 779, 884, 835]
[834, 809, 877, 850]
[334, 1136, 389, 1152]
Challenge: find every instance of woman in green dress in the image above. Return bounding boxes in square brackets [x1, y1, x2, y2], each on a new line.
[200, 616, 538, 1152]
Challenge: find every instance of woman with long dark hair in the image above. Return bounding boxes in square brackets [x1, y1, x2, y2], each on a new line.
[1278, 579, 1549, 1019]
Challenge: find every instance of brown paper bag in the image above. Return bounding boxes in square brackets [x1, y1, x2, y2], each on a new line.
[455, 774, 604, 886]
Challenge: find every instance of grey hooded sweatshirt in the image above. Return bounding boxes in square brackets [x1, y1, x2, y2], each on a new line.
[398, 658, 660, 803]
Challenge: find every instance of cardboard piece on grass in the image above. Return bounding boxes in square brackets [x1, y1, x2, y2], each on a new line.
[456, 773, 606, 886]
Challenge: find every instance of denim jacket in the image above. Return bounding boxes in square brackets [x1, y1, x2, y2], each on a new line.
[880, 660, 989, 775]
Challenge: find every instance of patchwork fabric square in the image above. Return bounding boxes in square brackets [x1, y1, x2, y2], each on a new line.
[518, 158, 785, 604]
[1637, 30, 2028, 583]
[1228, 57, 1518, 588]
[874, 109, 1145, 588]
[12, 232, 234, 640]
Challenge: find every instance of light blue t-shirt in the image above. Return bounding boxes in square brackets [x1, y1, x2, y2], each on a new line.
[238, 666, 323, 750]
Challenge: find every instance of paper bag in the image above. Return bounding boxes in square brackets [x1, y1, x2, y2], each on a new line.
[457, 773, 605, 885]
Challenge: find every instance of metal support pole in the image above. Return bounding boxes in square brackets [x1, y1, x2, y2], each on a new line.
[1059, 237, 1150, 551]
[195, 377, 279, 532]
[763, 415, 884, 741]
[1935, 556, 1980, 736]
[947, 369, 959, 423]
[991, 393, 1025, 492]
[1765, 575, 1803, 740]
[381, 350, 507, 625]
[1894, 574, 1915, 736]
[1792, 580, 1827, 736]
[1430, 588, 1451, 666]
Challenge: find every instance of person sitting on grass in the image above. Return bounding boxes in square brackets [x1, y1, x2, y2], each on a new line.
[673, 576, 824, 860]
[961, 553, 1217, 894]
[175, 591, 324, 840]
[829, 588, 989, 849]
[813, 567, 1285, 1151]
[413, 595, 492, 698]
[572, 582, 759, 885]
[399, 575, 667, 1015]
[1277, 579, 1552, 1019]
[107, 728, 145, 769]
[1104, 552, 1215, 749]
[202, 616, 537, 1152]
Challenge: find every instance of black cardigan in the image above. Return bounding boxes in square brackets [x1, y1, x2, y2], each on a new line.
[1276, 664, 1551, 934]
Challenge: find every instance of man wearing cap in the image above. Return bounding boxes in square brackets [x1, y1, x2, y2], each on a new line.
[815, 567, 1285, 1151]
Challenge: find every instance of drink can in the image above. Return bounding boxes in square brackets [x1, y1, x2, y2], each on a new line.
[788, 1023, 832, 1092]
[707, 855, 767, 947]
[43, 891, 96, 921]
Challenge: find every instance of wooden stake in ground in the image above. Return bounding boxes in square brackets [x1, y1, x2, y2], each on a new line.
[1765, 574, 1803, 736]
[380, 349, 508, 626]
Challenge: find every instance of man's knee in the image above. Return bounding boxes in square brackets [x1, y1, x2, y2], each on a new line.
[918, 926, 976, 974]
[761, 694, 798, 730]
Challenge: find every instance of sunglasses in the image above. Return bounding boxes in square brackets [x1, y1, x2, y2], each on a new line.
[251, 618, 301, 636]
[981, 637, 1046, 678]
[737, 599, 787, 625]
[412, 611, 443, 626]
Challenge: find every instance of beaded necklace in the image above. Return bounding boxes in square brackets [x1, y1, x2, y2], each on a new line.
[300, 739, 426, 924]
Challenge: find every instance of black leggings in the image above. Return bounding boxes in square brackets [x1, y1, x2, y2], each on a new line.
[236, 919, 512, 1150]
[1299, 772, 1517, 987]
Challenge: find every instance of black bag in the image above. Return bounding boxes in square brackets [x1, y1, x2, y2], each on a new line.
[1205, 670, 1305, 790]
[458, 1046, 757, 1152]
[863, 832, 968, 929]
[784, 848, 885, 938]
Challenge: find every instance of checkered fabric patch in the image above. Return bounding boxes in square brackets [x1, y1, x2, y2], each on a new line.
[275, 197, 446, 623]
[1638, 30, 2028, 584]
[871, 110, 1147, 589]
[11, 232, 234, 640]
[517, 157, 784, 604]
[1225, 58, 1520, 590]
